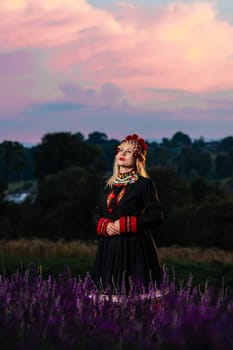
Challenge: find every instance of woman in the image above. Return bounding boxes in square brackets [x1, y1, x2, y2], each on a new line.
[92, 134, 163, 293]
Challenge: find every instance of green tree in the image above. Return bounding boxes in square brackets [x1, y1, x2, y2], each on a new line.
[194, 195, 233, 249]
[149, 166, 190, 212]
[35, 132, 100, 179]
[193, 136, 205, 148]
[190, 177, 226, 203]
[152, 147, 173, 168]
[148, 166, 191, 245]
[0, 141, 25, 187]
[87, 132, 120, 172]
[177, 147, 212, 179]
[217, 136, 233, 152]
[215, 152, 233, 178]
[171, 131, 192, 147]
[87, 131, 108, 145]
[0, 178, 7, 199]
[30, 166, 102, 240]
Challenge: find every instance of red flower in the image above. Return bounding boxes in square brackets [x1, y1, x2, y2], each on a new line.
[120, 134, 148, 153]
[125, 135, 132, 140]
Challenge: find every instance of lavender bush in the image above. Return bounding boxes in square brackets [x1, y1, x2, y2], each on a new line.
[0, 267, 232, 350]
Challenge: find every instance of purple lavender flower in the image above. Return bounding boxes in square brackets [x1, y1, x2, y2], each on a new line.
[0, 267, 232, 349]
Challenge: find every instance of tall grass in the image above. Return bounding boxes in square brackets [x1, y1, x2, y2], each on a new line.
[0, 239, 96, 258]
[1, 239, 233, 262]
[160, 246, 233, 263]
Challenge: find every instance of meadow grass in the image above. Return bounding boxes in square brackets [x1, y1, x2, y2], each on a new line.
[0, 238, 96, 258]
[7, 179, 37, 192]
[1, 238, 233, 262]
[0, 239, 232, 289]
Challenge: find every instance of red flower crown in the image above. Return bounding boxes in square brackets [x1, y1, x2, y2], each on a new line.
[116, 134, 148, 161]
[124, 134, 148, 152]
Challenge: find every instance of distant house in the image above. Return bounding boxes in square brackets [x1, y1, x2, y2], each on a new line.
[4, 192, 31, 204]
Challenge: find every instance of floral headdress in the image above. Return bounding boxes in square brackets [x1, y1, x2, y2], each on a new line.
[116, 134, 148, 161]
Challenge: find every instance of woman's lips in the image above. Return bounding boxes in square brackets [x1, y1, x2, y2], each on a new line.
[119, 157, 125, 161]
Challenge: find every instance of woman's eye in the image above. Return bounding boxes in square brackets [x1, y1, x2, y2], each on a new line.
[119, 148, 132, 154]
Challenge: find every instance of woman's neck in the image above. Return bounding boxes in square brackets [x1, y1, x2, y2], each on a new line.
[119, 167, 135, 174]
[118, 168, 136, 178]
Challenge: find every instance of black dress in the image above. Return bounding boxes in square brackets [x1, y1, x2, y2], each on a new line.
[92, 175, 163, 292]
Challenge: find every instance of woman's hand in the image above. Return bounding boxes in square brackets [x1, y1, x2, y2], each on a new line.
[113, 219, 120, 232]
[106, 221, 120, 236]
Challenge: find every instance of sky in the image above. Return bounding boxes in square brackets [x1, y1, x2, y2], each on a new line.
[0, 0, 233, 144]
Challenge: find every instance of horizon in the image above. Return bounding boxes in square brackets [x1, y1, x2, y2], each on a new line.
[3, 131, 230, 148]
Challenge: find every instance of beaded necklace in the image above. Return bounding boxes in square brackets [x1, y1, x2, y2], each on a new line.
[113, 169, 139, 186]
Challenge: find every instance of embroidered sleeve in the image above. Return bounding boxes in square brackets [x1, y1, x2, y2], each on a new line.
[119, 216, 137, 234]
[97, 217, 112, 236]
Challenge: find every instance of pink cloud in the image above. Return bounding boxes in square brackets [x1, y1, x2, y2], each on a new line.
[59, 81, 127, 108]
[0, 0, 233, 115]
[0, 50, 36, 74]
[46, 1, 233, 94]
[0, 49, 61, 113]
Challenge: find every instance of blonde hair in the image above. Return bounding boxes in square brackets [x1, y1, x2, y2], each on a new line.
[106, 158, 149, 187]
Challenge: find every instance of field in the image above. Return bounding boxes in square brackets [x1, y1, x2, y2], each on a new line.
[1, 238, 233, 261]
[0, 239, 233, 288]
[0, 239, 233, 349]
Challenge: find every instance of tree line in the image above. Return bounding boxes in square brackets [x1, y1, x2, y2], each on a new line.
[0, 131, 233, 249]
[1, 131, 233, 184]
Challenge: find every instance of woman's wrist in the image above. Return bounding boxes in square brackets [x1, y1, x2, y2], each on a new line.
[97, 217, 112, 236]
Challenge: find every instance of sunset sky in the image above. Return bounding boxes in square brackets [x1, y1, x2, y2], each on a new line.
[0, 0, 233, 144]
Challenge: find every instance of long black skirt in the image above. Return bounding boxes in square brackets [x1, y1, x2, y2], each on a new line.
[92, 232, 162, 292]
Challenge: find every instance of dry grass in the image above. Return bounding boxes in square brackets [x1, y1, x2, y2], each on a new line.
[159, 246, 233, 263]
[0, 239, 97, 258]
[0, 239, 233, 263]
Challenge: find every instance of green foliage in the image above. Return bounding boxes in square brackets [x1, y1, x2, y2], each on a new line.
[1, 255, 232, 289]
[0, 178, 7, 198]
[149, 165, 190, 212]
[0, 140, 26, 186]
[87, 131, 108, 144]
[147, 166, 233, 250]
[177, 146, 212, 178]
[0, 255, 95, 278]
[1, 130, 233, 184]
[35, 132, 100, 179]
[1, 130, 233, 250]
[158, 194, 233, 250]
[86, 131, 119, 172]
[0, 201, 22, 238]
[217, 136, 233, 151]
[194, 195, 233, 250]
[190, 177, 226, 202]
[21, 166, 102, 240]
[8, 180, 36, 193]
[164, 259, 233, 289]
[215, 150, 233, 178]
[170, 131, 192, 147]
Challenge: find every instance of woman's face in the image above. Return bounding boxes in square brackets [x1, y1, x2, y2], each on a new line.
[116, 142, 137, 171]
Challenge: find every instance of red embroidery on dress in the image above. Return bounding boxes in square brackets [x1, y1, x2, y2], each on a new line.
[107, 187, 127, 210]
[107, 190, 114, 208]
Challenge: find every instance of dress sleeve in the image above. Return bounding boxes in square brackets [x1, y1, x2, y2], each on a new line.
[93, 183, 112, 236]
[138, 178, 163, 227]
[119, 179, 163, 234]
